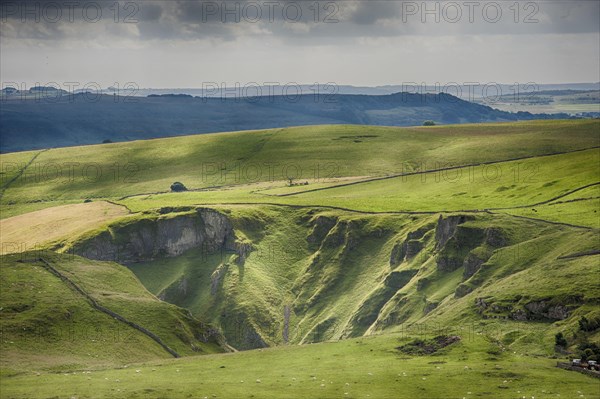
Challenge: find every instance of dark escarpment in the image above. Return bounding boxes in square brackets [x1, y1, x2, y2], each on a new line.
[68, 208, 246, 264]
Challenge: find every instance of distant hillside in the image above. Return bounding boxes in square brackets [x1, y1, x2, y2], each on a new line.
[0, 92, 572, 152]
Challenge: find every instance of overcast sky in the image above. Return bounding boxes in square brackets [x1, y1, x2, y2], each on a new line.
[1, 0, 599, 89]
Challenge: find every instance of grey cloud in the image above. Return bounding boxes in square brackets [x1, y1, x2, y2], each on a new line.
[348, 1, 402, 25]
[0, 0, 598, 43]
[139, 3, 163, 22]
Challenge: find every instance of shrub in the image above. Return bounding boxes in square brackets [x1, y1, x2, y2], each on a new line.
[423, 120, 436, 126]
[170, 182, 188, 192]
[579, 316, 600, 332]
[578, 342, 600, 361]
[554, 332, 567, 348]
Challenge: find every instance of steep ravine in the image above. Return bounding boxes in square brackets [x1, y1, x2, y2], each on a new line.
[68, 206, 600, 353]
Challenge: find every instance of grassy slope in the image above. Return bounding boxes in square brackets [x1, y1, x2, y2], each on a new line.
[0, 252, 224, 373]
[1, 120, 598, 213]
[268, 148, 600, 213]
[500, 183, 600, 228]
[116, 148, 600, 227]
[2, 332, 598, 399]
[0, 201, 130, 253]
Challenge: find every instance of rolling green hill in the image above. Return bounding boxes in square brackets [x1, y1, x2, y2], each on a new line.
[1, 119, 599, 398]
[1, 120, 598, 218]
[0, 251, 226, 373]
[0, 92, 574, 153]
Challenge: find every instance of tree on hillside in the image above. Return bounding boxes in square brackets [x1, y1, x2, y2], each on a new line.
[555, 332, 567, 348]
[423, 120, 436, 126]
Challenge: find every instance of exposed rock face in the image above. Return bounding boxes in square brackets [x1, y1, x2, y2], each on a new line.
[389, 226, 429, 266]
[436, 256, 460, 273]
[384, 270, 418, 290]
[434, 215, 472, 250]
[282, 305, 291, 343]
[523, 301, 571, 321]
[436, 221, 485, 273]
[389, 242, 405, 266]
[463, 253, 485, 279]
[71, 208, 240, 263]
[211, 263, 229, 296]
[423, 301, 438, 314]
[234, 241, 253, 266]
[476, 296, 575, 321]
[511, 309, 528, 321]
[475, 297, 489, 310]
[484, 227, 507, 247]
[307, 216, 337, 249]
[405, 240, 424, 260]
[323, 221, 348, 248]
[454, 283, 473, 298]
[416, 277, 430, 291]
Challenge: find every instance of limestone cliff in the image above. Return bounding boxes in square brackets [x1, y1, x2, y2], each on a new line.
[69, 208, 240, 264]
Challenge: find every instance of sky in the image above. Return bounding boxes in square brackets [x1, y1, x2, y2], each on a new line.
[1, 0, 599, 89]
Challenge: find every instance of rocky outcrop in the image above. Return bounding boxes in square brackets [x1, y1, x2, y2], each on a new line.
[384, 270, 418, 290]
[211, 263, 229, 296]
[474, 297, 513, 318]
[523, 301, 572, 321]
[475, 297, 489, 310]
[416, 277, 430, 291]
[282, 305, 291, 343]
[434, 215, 472, 250]
[484, 227, 507, 247]
[462, 253, 485, 279]
[454, 283, 473, 298]
[71, 208, 243, 264]
[389, 226, 429, 266]
[476, 296, 577, 321]
[510, 303, 571, 321]
[405, 240, 424, 260]
[307, 215, 337, 249]
[423, 301, 438, 314]
[234, 241, 253, 266]
[389, 241, 405, 266]
[322, 221, 348, 248]
[436, 221, 485, 273]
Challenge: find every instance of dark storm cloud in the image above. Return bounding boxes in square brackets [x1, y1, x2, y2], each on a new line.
[1, 1, 599, 42]
[348, 1, 402, 25]
[0, 0, 162, 25]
